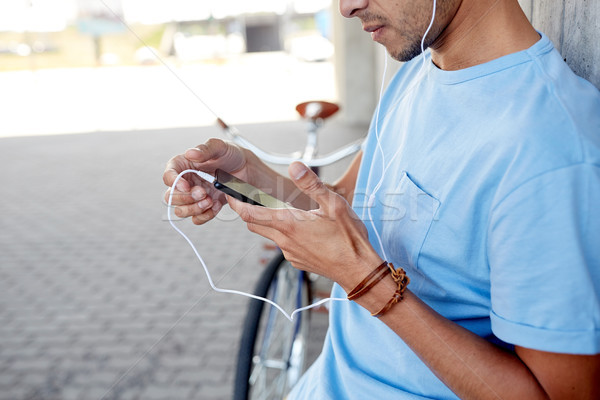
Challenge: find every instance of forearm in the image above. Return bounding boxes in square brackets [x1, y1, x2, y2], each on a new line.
[230, 155, 599, 399]
[348, 273, 549, 400]
[233, 147, 548, 398]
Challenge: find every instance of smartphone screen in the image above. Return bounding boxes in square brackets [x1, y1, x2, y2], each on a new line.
[214, 169, 292, 209]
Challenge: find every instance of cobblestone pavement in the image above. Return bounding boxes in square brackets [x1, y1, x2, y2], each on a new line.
[0, 121, 365, 399]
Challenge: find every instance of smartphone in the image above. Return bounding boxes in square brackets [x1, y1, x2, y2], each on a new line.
[214, 169, 292, 209]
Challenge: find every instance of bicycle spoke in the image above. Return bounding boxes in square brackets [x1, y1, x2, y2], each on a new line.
[240, 259, 311, 400]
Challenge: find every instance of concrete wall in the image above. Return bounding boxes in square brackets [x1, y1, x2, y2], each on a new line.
[519, 0, 600, 89]
[332, 15, 378, 126]
[335, 0, 600, 126]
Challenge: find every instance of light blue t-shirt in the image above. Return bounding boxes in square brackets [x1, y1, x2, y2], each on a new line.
[289, 34, 600, 399]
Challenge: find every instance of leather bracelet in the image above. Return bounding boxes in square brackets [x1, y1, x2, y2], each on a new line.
[347, 261, 390, 301]
[372, 263, 410, 318]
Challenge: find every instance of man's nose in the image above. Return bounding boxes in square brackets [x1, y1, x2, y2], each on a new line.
[339, 0, 368, 18]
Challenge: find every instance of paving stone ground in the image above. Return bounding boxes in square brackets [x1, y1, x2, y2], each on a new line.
[0, 121, 365, 400]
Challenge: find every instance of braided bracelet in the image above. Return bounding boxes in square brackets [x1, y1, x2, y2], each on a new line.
[347, 261, 390, 301]
[372, 263, 410, 318]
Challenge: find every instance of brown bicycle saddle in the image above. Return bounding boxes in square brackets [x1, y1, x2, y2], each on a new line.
[295, 101, 340, 122]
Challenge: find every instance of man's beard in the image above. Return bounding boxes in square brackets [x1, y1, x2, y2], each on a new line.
[390, 41, 424, 62]
[389, 27, 437, 62]
[361, 12, 436, 63]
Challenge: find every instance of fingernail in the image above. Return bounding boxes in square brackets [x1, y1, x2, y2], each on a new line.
[291, 162, 308, 180]
[198, 198, 211, 209]
[185, 148, 202, 159]
[191, 188, 205, 201]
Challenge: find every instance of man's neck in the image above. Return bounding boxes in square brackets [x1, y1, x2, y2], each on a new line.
[430, 0, 540, 71]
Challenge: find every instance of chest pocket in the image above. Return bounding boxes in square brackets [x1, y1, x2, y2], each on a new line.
[380, 171, 439, 271]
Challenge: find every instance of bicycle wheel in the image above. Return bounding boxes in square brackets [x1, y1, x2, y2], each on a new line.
[233, 251, 311, 400]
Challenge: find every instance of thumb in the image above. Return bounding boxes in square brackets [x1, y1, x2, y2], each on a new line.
[289, 162, 331, 211]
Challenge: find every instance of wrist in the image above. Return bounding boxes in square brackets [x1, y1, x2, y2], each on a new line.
[337, 252, 384, 293]
[343, 259, 411, 317]
[354, 273, 398, 315]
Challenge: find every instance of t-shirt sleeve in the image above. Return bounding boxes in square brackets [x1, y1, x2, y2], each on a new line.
[488, 163, 600, 354]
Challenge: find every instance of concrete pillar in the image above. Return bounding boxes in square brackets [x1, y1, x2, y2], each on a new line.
[332, 7, 378, 126]
[531, 1, 565, 51]
[518, 0, 599, 89]
[518, 0, 534, 19]
[562, 0, 600, 87]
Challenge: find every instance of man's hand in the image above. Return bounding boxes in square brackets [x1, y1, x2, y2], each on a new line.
[228, 161, 382, 290]
[163, 138, 248, 225]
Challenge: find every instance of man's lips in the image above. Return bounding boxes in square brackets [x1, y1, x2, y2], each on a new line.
[363, 24, 384, 33]
[363, 24, 385, 41]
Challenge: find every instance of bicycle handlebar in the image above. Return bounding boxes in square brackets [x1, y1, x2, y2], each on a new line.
[216, 118, 364, 167]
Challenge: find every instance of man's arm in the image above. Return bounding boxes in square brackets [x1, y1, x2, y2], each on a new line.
[354, 276, 600, 400]
[516, 346, 600, 399]
[229, 162, 600, 400]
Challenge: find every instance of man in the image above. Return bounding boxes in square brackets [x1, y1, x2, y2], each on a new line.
[164, 0, 600, 398]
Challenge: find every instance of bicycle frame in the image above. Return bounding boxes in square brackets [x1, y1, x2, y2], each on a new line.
[217, 116, 363, 168]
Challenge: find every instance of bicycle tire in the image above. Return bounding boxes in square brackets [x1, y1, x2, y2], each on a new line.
[233, 251, 311, 400]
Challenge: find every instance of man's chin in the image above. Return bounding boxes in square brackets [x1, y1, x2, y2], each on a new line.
[388, 44, 424, 63]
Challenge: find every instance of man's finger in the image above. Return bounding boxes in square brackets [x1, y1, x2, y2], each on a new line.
[288, 162, 332, 212]
[190, 201, 222, 225]
[164, 188, 195, 206]
[185, 138, 228, 162]
[228, 196, 300, 226]
[229, 197, 274, 225]
[185, 139, 247, 173]
[164, 169, 189, 190]
[185, 139, 227, 163]
[174, 197, 215, 218]
[163, 166, 176, 187]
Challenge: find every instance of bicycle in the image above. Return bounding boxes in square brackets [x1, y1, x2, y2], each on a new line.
[215, 101, 363, 400]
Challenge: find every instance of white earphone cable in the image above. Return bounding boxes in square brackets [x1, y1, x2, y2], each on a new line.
[367, 0, 437, 261]
[168, 0, 437, 322]
[167, 170, 347, 322]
